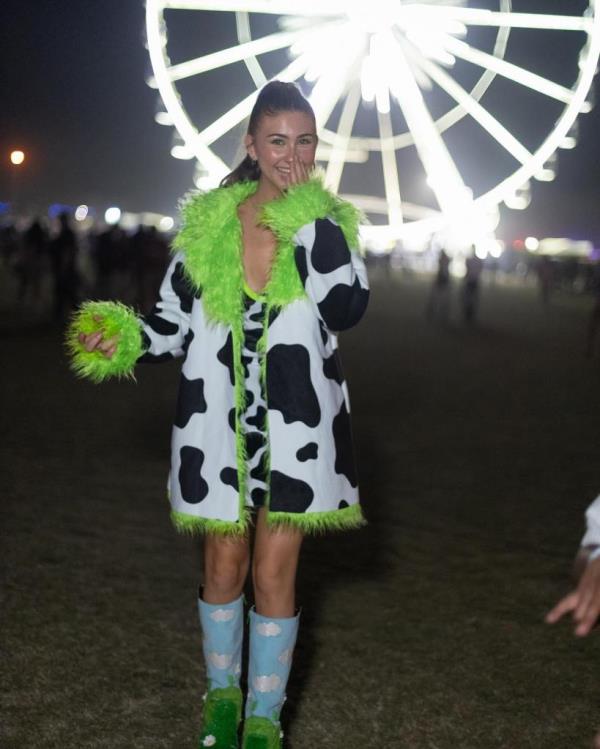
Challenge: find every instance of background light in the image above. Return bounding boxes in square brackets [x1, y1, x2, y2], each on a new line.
[525, 236, 539, 251]
[159, 216, 174, 232]
[104, 206, 121, 225]
[75, 205, 89, 222]
[10, 150, 25, 165]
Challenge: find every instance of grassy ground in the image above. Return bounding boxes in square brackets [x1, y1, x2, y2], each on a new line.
[1, 268, 599, 748]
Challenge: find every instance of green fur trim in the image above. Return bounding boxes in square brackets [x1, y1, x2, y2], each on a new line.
[173, 180, 256, 327]
[259, 176, 363, 254]
[171, 509, 251, 536]
[200, 686, 242, 749]
[266, 503, 366, 535]
[66, 300, 144, 383]
[242, 716, 281, 749]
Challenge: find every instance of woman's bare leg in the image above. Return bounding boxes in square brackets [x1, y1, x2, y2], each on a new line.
[203, 532, 251, 604]
[252, 508, 303, 617]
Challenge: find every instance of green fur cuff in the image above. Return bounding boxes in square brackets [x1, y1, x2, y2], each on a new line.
[260, 176, 362, 252]
[66, 300, 145, 383]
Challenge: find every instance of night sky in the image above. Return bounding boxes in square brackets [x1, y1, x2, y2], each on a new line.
[1, 1, 599, 241]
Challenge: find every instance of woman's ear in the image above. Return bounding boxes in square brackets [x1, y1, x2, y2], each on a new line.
[244, 134, 256, 161]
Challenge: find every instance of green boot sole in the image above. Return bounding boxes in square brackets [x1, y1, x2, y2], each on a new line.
[199, 686, 243, 749]
[242, 716, 282, 749]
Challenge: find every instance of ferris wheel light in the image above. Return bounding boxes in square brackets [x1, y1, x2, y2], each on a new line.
[155, 110, 174, 126]
[559, 135, 577, 149]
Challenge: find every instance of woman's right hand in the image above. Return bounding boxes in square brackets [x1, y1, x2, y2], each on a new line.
[78, 316, 119, 359]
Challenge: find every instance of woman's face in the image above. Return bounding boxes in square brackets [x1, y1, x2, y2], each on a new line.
[245, 110, 318, 195]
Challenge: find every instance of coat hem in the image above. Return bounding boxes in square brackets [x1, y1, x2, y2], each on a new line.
[266, 504, 366, 535]
[171, 508, 251, 536]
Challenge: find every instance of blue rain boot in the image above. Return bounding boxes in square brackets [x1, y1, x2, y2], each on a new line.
[197, 593, 244, 749]
[242, 608, 299, 749]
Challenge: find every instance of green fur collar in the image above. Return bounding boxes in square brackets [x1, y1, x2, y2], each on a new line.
[172, 176, 361, 327]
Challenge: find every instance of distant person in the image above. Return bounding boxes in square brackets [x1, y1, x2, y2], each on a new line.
[426, 248, 451, 323]
[585, 263, 600, 359]
[16, 218, 47, 305]
[462, 246, 483, 324]
[546, 495, 600, 748]
[49, 212, 80, 320]
[537, 255, 553, 306]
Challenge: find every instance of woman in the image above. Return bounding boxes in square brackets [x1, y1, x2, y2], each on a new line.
[68, 81, 369, 749]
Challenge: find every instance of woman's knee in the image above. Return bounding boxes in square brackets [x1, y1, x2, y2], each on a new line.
[252, 555, 296, 599]
[204, 537, 249, 596]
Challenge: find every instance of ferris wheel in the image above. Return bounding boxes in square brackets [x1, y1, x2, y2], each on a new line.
[145, 1, 600, 245]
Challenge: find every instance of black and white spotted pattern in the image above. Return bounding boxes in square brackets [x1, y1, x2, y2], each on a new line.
[240, 292, 269, 508]
[137, 208, 368, 526]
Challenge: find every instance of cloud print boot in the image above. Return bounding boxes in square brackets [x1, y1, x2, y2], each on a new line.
[198, 593, 244, 749]
[242, 608, 299, 749]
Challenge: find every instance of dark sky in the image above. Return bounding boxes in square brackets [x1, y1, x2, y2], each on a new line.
[1, 1, 599, 240]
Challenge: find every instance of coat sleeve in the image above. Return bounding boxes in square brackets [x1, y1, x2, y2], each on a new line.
[66, 251, 194, 382]
[260, 178, 369, 332]
[138, 252, 194, 362]
[293, 217, 369, 332]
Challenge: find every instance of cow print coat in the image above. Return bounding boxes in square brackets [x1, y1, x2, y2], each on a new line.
[72, 178, 369, 536]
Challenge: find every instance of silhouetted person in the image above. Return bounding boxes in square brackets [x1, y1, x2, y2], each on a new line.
[537, 255, 553, 306]
[586, 263, 600, 359]
[93, 225, 122, 300]
[17, 218, 48, 304]
[49, 212, 79, 320]
[426, 248, 451, 323]
[462, 247, 483, 324]
[138, 226, 169, 313]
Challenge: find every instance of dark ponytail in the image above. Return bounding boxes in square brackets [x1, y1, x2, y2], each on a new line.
[220, 80, 315, 188]
[220, 154, 261, 188]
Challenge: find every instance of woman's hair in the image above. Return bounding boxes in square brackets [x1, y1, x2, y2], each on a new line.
[220, 80, 316, 188]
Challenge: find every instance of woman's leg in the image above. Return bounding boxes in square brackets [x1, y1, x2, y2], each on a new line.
[203, 532, 251, 604]
[243, 510, 303, 746]
[252, 508, 303, 617]
[198, 533, 251, 748]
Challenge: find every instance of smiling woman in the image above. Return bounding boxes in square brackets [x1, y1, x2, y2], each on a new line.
[67, 80, 369, 749]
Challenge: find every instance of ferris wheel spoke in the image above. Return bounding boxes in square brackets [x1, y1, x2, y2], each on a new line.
[324, 82, 362, 192]
[167, 29, 306, 82]
[160, 0, 344, 16]
[407, 6, 594, 33]
[194, 54, 311, 146]
[236, 12, 267, 88]
[442, 37, 576, 106]
[390, 41, 469, 216]
[309, 45, 363, 130]
[415, 55, 532, 166]
[377, 109, 403, 227]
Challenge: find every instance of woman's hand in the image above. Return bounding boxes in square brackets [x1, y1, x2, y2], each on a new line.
[286, 154, 313, 188]
[78, 315, 119, 359]
[546, 554, 600, 636]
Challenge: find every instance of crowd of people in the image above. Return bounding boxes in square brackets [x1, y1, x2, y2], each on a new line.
[0, 214, 171, 320]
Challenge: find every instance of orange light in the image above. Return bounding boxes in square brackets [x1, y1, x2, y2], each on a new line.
[10, 150, 25, 165]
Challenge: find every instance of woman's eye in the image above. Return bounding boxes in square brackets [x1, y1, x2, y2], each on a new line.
[270, 138, 285, 146]
[299, 138, 314, 145]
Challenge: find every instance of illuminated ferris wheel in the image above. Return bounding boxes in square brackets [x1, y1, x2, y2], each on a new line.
[145, 1, 600, 244]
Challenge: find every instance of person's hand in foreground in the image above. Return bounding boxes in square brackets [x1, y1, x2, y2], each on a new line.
[546, 552, 600, 637]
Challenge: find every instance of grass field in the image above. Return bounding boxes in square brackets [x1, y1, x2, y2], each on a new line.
[1, 269, 599, 748]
